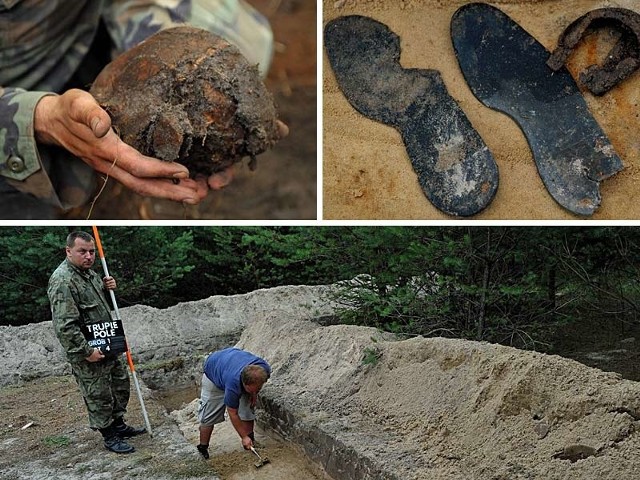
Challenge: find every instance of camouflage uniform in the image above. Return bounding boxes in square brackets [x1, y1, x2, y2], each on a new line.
[48, 257, 129, 430]
[0, 0, 273, 218]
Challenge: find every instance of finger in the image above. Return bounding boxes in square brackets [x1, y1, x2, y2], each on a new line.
[58, 115, 191, 180]
[91, 114, 112, 138]
[276, 120, 289, 139]
[100, 162, 204, 204]
[207, 167, 235, 190]
[66, 89, 112, 138]
[120, 176, 202, 204]
[97, 131, 190, 179]
[193, 175, 211, 200]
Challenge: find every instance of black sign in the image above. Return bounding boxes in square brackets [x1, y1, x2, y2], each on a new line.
[82, 320, 127, 357]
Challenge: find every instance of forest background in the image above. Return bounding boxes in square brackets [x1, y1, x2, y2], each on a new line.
[1, 226, 638, 356]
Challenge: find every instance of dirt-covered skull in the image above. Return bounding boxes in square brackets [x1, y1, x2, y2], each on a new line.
[90, 26, 282, 176]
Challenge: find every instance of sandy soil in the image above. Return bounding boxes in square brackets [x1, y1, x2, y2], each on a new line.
[0, 376, 214, 480]
[4, 300, 640, 479]
[0, 376, 330, 480]
[170, 396, 331, 480]
[6, 283, 640, 480]
[240, 317, 640, 479]
[322, 0, 640, 219]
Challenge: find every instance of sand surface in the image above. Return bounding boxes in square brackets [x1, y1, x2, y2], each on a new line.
[170, 399, 331, 480]
[4, 285, 640, 479]
[322, 0, 640, 219]
[239, 317, 640, 479]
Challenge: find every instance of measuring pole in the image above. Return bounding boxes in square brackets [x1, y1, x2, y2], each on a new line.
[92, 226, 153, 437]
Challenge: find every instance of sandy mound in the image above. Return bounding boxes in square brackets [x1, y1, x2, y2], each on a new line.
[234, 317, 640, 479]
[0, 284, 335, 388]
[6, 282, 640, 479]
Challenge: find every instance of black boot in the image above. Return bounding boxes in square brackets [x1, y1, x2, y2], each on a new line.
[99, 425, 135, 454]
[196, 444, 210, 459]
[112, 417, 146, 438]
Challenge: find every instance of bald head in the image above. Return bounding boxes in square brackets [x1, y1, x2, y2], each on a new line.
[241, 364, 269, 388]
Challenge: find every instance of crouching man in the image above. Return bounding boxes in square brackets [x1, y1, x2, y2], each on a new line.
[196, 347, 271, 459]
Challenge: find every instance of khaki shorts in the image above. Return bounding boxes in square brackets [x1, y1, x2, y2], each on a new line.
[198, 373, 255, 427]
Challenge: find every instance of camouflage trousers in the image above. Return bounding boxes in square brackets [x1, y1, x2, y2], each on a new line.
[70, 356, 130, 430]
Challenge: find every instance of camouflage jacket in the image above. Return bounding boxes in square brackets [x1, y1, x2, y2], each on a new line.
[0, 0, 272, 216]
[48, 258, 113, 363]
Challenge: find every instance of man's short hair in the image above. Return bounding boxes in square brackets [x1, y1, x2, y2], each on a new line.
[66, 231, 94, 248]
[241, 365, 269, 387]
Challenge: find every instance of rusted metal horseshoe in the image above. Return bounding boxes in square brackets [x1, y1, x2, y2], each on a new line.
[547, 8, 640, 96]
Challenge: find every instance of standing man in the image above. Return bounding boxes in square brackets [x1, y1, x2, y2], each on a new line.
[48, 230, 145, 454]
[197, 347, 271, 459]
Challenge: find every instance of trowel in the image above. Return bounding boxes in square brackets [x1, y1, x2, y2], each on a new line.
[250, 446, 270, 468]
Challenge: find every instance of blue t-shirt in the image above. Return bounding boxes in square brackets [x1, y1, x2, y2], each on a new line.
[203, 347, 271, 409]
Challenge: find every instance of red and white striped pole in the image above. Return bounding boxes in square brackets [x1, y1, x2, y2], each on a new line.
[92, 226, 153, 437]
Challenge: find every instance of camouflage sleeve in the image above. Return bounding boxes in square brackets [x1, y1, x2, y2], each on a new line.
[48, 278, 93, 361]
[102, 0, 273, 75]
[0, 87, 96, 210]
[0, 88, 50, 182]
[187, 0, 274, 76]
[102, 0, 189, 53]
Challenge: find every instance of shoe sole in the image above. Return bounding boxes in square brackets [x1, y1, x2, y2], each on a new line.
[451, 3, 623, 216]
[324, 15, 499, 217]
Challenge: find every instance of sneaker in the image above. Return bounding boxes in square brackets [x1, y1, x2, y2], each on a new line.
[104, 435, 135, 454]
[197, 444, 210, 459]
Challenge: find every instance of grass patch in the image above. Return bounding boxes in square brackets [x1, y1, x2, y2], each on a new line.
[42, 435, 70, 448]
[137, 357, 184, 373]
[362, 346, 382, 367]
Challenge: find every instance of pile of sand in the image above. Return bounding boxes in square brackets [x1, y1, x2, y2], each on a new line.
[234, 317, 640, 479]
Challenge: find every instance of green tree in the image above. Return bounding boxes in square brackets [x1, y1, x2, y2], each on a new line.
[2, 224, 640, 355]
[96, 227, 196, 308]
[0, 227, 68, 326]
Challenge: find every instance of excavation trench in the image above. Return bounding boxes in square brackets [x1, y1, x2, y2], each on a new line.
[142, 336, 401, 480]
[149, 377, 336, 480]
[6, 284, 640, 480]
